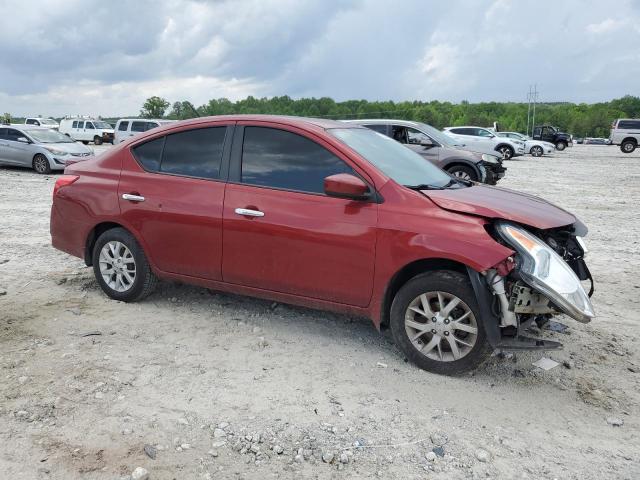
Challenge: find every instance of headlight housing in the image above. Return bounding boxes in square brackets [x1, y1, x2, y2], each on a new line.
[496, 222, 594, 323]
[43, 146, 69, 156]
[481, 153, 500, 164]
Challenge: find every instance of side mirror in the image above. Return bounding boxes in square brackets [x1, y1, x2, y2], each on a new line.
[324, 173, 370, 201]
[419, 138, 434, 147]
[17, 137, 30, 143]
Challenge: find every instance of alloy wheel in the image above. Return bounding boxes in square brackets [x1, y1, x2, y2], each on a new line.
[33, 155, 48, 173]
[404, 291, 478, 362]
[499, 147, 512, 159]
[622, 142, 635, 153]
[531, 146, 543, 157]
[99, 241, 136, 292]
[452, 170, 471, 180]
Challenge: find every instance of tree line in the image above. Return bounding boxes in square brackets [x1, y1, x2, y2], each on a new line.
[139, 94, 640, 138]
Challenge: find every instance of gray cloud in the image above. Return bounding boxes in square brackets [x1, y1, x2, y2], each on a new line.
[0, 0, 638, 116]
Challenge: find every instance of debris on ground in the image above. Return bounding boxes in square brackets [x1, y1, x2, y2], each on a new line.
[532, 357, 560, 371]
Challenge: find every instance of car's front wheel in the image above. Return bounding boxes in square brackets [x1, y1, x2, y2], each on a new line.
[555, 141, 567, 151]
[447, 165, 478, 182]
[94, 135, 103, 146]
[621, 140, 636, 153]
[530, 145, 543, 157]
[496, 145, 514, 160]
[32, 154, 51, 174]
[390, 271, 490, 375]
[92, 227, 157, 302]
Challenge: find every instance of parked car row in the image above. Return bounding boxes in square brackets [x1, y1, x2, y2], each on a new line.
[50, 115, 595, 375]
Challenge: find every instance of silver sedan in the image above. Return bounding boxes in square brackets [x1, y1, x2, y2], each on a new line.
[0, 125, 93, 174]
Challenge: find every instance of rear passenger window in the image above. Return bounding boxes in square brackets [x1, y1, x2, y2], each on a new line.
[118, 121, 129, 131]
[618, 120, 640, 129]
[132, 137, 164, 171]
[160, 127, 226, 179]
[78, 121, 84, 129]
[146, 122, 159, 131]
[131, 121, 146, 132]
[72, 121, 78, 128]
[241, 127, 354, 194]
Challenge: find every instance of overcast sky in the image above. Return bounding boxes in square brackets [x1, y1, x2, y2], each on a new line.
[1, 0, 639, 117]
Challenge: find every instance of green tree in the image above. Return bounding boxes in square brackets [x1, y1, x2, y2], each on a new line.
[140, 96, 170, 118]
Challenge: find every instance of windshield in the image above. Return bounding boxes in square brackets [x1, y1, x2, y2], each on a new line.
[330, 128, 452, 188]
[26, 128, 75, 143]
[93, 121, 113, 129]
[412, 122, 460, 147]
[40, 118, 57, 125]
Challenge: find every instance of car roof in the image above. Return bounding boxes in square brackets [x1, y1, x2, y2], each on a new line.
[117, 118, 176, 122]
[342, 118, 420, 125]
[158, 115, 363, 131]
[444, 126, 489, 129]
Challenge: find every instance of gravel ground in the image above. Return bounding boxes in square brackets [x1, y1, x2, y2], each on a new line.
[0, 144, 639, 480]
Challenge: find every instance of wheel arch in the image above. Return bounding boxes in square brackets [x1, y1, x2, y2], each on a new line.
[622, 137, 637, 145]
[442, 160, 481, 180]
[379, 258, 472, 328]
[84, 221, 128, 266]
[494, 143, 514, 154]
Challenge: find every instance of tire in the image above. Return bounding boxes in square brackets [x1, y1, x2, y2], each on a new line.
[390, 270, 490, 375]
[496, 145, 514, 160]
[82, 141, 89, 145]
[65, 133, 71, 137]
[447, 165, 478, 182]
[530, 145, 543, 157]
[555, 141, 567, 151]
[93, 136, 103, 146]
[32, 154, 51, 174]
[92, 227, 157, 302]
[621, 140, 636, 153]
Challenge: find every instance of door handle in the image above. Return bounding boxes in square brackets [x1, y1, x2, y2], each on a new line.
[235, 208, 264, 217]
[122, 193, 145, 202]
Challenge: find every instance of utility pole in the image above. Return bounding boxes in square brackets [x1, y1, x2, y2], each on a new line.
[526, 85, 540, 137]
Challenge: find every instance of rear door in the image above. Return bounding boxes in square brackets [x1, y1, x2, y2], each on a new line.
[117, 123, 232, 280]
[221, 123, 377, 306]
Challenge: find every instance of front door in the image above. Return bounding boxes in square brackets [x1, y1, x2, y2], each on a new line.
[222, 124, 377, 307]
[118, 124, 231, 280]
[1, 128, 31, 165]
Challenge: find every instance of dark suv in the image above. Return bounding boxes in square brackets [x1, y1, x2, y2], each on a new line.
[533, 125, 572, 151]
[345, 120, 506, 185]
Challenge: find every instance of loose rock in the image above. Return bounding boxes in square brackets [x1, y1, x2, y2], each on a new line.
[425, 451, 437, 462]
[213, 428, 227, 438]
[322, 452, 335, 463]
[143, 444, 157, 459]
[475, 448, 491, 463]
[131, 467, 149, 480]
[606, 417, 624, 427]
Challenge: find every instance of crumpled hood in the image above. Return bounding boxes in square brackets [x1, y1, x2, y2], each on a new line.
[423, 184, 576, 230]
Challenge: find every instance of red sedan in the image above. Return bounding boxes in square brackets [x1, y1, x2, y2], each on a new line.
[51, 115, 594, 374]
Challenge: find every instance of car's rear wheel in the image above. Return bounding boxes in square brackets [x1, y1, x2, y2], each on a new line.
[92, 227, 157, 302]
[390, 271, 490, 375]
[621, 140, 636, 153]
[32, 154, 51, 174]
[447, 165, 478, 182]
[93, 135, 103, 146]
[555, 141, 567, 151]
[530, 145, 543, 157]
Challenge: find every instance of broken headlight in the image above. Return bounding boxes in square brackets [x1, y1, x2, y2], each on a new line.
[496, 222, 595, 323]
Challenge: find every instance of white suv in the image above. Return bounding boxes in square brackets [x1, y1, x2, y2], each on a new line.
[114, 118, 176, 144]
[443, 126, 525, 159]
[609, 119, 640, 153]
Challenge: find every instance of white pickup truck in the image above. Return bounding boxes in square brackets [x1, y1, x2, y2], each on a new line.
[610, 118, 640, 153]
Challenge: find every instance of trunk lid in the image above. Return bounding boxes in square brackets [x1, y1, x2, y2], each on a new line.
[423, 184, 576, 230]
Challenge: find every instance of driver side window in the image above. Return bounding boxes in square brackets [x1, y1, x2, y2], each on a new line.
[476, 129, 493, 137]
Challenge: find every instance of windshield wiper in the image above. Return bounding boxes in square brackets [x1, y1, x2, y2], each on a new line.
[404, 183, 447, 191]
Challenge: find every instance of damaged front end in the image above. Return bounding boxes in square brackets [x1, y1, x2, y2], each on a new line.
[468, 221, 595, 351]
